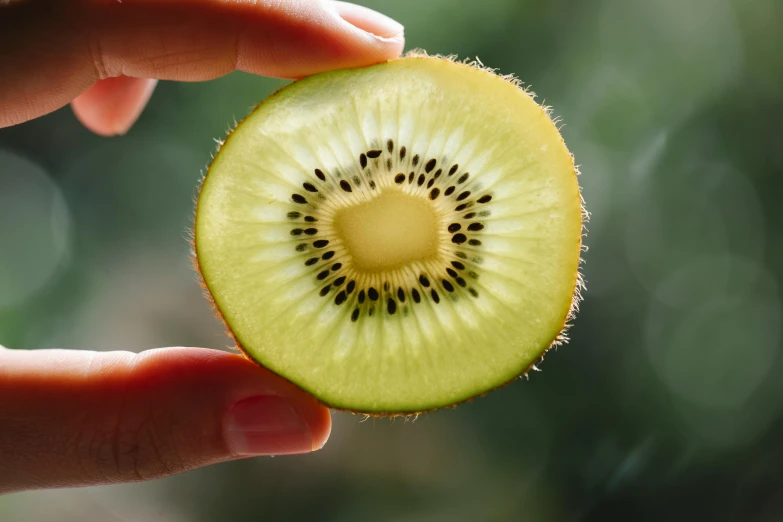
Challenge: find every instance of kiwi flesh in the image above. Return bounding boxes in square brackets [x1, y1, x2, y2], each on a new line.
[194, 54, 585, 414]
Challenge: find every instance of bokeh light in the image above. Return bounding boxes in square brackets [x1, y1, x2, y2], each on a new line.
[0, 150, 72, 309]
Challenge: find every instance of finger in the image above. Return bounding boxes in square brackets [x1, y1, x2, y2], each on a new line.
[0, 0, 405, 129]
[71, 77, 157, 136]
[0, 347, 331, 494]
[333, 1, 404, 39]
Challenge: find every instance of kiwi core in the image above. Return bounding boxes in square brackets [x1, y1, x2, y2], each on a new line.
[334, 189, 439, 272]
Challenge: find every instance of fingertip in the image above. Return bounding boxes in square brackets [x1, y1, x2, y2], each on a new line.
[71, 77, 157, 137]
[294, 393, 332, 452]
[331, 1, 405, 60]
[332, 1, 404, 40]
[310, 404, 332, 451]
[137, 348, 332, 455]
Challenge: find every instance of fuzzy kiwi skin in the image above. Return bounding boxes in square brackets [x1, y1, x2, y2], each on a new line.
[190, 51, 587, 418]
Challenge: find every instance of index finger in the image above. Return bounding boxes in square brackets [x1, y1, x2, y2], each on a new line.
[0, 0, 405, 128]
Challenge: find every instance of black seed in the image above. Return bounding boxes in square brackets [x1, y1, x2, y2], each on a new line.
[468, 223, 484, 231]
[419, 274, 430, 287]
[449, 164, 459, 176]
[412, 154, 420, 166]
[456, 277, 467, 287]
[427, 178, 435, 189]
[445, 186, 456, 196]
[464, 212, 476, 219]
[322, 251, 335, 260]
[456, 252, 467, 259]
[400, 146, 407, 160]
[452, 261, 466, 270]
[296, 244, 308, 252]
[468, 271, 479, 279]
[369, 180, 377, 190]
[314, 169, 326, 181]
[368, 287, 379, 301]
[351, 308, 360, 322]
[305, 257, 319, 266]
[455, 203, 469, 211]
[408, 172, 415, 183]
[429, 188, 440, 200]
[331, 263, 342, 271]
[334, 276, 346, 286]
[442, 280, 455, 292]
[317, 270, 330, 280]
[469, 239, 482, 246]
[458, 173, 469, 184]
[395, 173, 406, 184]
[383, 281, 390, 291]
[335, 291, 347, 305]
[287, 211, 302, 219]
[360, 153, 367, 169]
[397, 288, 405, 302]
[457, 191, 471, 201]
[369, 306, 375, 317]
[346, 280, 356, 294]
[417, 174, 425, 186]
[320, 285, 331, 296]
[469, 288, 479, 297]
[340, 180, 352, 192]
[387, 139, 394, 153]
[291, 228, 304, 236]
[358, 290, 366, 303]
[304, 228, 318, 235]
[387, 298, 397, 315]
[446, 268, 458, 278]
[448, 223, 461, 233]
[353, 176, 361, 186]
[367, 149, 382, 159]
[386, 158, 392, 171]
[303, 182, 317, 192]
[425, 159, 436, 173]
[478, 195, 492, 204]
[431, 289, 440, 303]
[452, 233, 467, 244]
[433, 169, 442, 180]
[292, 194, 307, 204]
[304, 216, 317, 222]
[313, 239, 329, 248]
[412, 289, 421, 303]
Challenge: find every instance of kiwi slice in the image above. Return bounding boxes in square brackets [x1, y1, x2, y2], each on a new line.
[194, 54, 584, 414]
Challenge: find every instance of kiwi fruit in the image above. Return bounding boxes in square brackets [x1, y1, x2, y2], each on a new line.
[194, 53, 585, 414]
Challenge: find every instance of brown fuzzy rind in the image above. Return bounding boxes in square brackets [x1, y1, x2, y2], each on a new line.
[189, 51, 587, 418]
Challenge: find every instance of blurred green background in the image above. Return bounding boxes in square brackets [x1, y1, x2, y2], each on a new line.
[2, 0, 783, 520]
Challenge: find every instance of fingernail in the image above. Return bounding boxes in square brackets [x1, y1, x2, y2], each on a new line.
[333, 1, 404, 39]
[225, 396, 313, 456]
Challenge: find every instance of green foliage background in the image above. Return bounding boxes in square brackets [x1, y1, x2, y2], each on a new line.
[2, 0, 783, 520]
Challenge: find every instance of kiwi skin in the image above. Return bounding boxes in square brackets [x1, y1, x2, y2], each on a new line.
[189, 51, 587, 418]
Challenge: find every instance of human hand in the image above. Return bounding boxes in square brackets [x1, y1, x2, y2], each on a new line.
[0, 0, 404, 495]
[0, 0, 404, 135]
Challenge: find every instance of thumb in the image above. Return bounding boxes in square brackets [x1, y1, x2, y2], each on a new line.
[0, 346, 331, 494]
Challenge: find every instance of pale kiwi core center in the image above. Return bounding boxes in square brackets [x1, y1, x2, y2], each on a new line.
[333, 189, 439, 272]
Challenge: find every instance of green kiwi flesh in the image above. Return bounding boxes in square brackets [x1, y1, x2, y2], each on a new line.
[194, 55, 585, 414]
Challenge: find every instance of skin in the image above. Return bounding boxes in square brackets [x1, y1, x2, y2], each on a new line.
[0, 0, 404, 495]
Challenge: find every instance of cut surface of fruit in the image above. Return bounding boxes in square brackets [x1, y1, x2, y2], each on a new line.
[195, 55, 584, 413]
